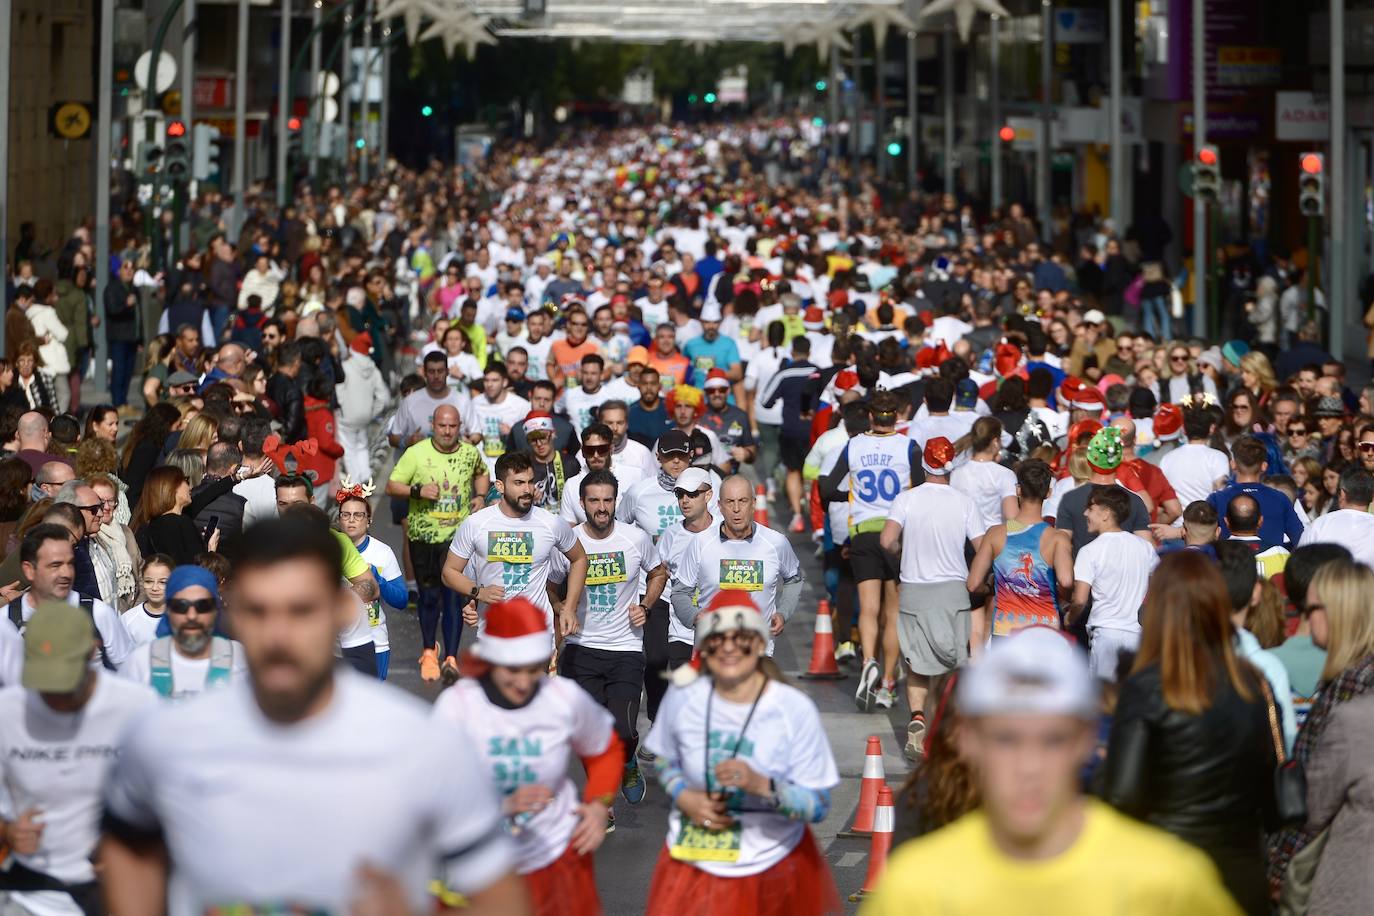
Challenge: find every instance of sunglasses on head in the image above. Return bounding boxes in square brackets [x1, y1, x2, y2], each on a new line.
[168, 597, 216, 615]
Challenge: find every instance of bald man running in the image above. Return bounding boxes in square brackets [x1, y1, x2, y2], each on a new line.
[386, 403, 488, 682]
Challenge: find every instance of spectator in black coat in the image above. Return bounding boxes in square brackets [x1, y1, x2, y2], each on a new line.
[267, 341, 307, 443]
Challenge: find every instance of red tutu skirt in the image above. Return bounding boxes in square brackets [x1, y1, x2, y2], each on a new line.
[525, 843, 602, 916]
[644, 829, 842, 916]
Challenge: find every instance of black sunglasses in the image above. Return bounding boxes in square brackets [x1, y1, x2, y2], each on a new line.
[76, 504, 102, 515]
[168, 598, 217, 615]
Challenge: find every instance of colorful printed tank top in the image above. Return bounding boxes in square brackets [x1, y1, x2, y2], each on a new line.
[991, 521, 1060, 638]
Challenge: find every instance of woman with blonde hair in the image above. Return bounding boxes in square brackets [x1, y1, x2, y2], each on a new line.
[140, 333, 176, 407]
[1269, 559, 1374, 912]
[1239, 351, 1278, 408]
[1104, 551, 1276, 914]
[1164, 340, 1218, 405]
[177, 412, 219, 454]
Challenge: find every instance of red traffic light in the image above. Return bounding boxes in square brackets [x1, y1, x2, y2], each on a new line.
[1301, 153, 1323, 175]
[288, 117, 302, 131]
[998, 125, 1015, 142]
[1196, 146, 1217, 167]
[166, 120, 187, 138]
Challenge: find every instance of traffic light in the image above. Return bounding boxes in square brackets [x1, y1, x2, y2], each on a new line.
[886, 140, 902, 157]
[815, 79, 827, 91]
[192, 124, 222, 181]
[163, 120, 190, 181]
[704, 92, 717, 104]
[1299, 152, 1325, 217]
[1193, 144, 1220, 203]
[421, 104, 434, 117]
[999, 124, 1015, 143]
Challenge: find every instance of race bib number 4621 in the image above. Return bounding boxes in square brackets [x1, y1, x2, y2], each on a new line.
[719, 559, 764, 591]
[586, 551, 628, 586]
[487, 531, 534, 563]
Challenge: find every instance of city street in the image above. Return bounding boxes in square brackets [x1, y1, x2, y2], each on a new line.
[372, 496, 908, 913]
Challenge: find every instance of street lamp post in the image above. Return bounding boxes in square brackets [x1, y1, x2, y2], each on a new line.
[230, 0, 249, 241]
[1191, 0, 1205, 337]
[942, 24, 953, 196]
[990, 15, 1001, 211]
[276, 0, 293, 207]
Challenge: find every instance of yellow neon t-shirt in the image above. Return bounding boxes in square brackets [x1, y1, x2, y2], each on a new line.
[861, 800, 1242, 916]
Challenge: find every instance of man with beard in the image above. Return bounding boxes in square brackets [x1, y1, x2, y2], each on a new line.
[101, 516, 528, 914]
[465, 362, 532, 479]
[120, 564, 246, 700]
[559, 423, 645, 526]
[11, 524, 133, 672]
[518, 411, 581, 513]
[560, 469, 667, 828]
[444, 451, 589, 641]
[698, 370, 757, 476]
[598, 399, 658, 481]
[389, 352, 471, 448]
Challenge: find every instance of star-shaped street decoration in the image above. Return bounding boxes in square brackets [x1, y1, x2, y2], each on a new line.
[782, 20, 852, 61]
[919, 0, 1009, 42]
[418, 11, 496, 58]
[848, 4, 918, 50]
[373, 0, 440, 45]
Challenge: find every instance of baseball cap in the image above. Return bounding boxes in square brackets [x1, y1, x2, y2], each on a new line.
[954, 378, 979, 410]
[505, 307, 526, 322]
[626, 346, 649, 366]
[22, 600, 94, 693]
[167, 370, 198, 387]
[673, 467, 713, 495]
[1082, 309, 1106, 326]
[1313, 396, 1345, 418]
[656, 430, 692, 456]
[959, 627, 1099, 719]
[703, 369, 731, 390]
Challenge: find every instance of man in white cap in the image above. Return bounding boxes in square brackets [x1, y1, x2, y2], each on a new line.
[880, 438, 984, 760]
[671, 475, 803, 653]
[681, 303, 742, 389]
[700, 369, 757, 477]
[865, 629, 1240, 915]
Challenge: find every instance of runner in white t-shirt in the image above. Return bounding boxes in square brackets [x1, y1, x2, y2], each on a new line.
[445, 451, 589, 640]
[1068, 485, 1160, 680]
[562, 355, 615, 434]
[433, 597, 624, 904]
[100, 516, 524, 913]
[119, 564, 247, 702]
[670, 476, 804, 655]
[881, 438, 985, 759]
[0, 601, 156, 916]
[642, 592, 841, 915]
[121, 554, 173, 648]
[559, 468, 668, 826]
[465, 363, 533, 478]
[336, 487, 406, 681]
[558, 423, 645, 526]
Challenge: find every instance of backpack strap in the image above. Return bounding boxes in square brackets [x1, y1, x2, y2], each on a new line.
[8, 597, 23, 633]
[78, 595, 115, 672]
[149, 637, 174, 698]
[207, 637, 235, 687]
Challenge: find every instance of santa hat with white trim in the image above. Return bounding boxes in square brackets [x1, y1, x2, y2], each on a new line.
[474, 597, 553, 667]
[922, 437, 957, 476]
[694, 590, 770, 646]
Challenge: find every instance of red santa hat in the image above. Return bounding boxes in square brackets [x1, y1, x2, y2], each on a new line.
[694, 590, 770, 646]
[703, 368, 731, 391]
[523, 411, 556, 435]
[474, 597, 553, 667]
[1153, 403, 1184, 442]
[994, 341, 1022, 378]
[350, 331, 373, 356]
[923, 437, 957, 476]
[803, 306, 826, 331]
[834, 369, 860, 392]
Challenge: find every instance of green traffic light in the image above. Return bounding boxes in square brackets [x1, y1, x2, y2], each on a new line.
[704, 92, 717, 104]
[688, 94, 698, 103]
[355, 138, 366, 149]
[886, 141, 902, 156]
[421, 105, 433, 117]
[812, 116, 825, 127]
[815, 80, 827, 91]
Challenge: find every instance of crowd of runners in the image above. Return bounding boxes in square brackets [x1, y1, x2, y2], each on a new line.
[0, 116, 1368, 913]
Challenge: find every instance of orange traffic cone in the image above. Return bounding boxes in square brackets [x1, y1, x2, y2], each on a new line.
[800, 600, 844, 680]
[838, 735, 886, 837]
[754, 484, 770, 526]
[848, 786, 895, 901]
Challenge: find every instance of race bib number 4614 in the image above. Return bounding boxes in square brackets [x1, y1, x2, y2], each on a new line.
[488, 531, 534, 563]
[719, 559, 764, 591]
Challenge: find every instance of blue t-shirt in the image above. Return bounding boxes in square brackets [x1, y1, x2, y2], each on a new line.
[682, 336, 741, 388]
[1207, 482, 1306, 546]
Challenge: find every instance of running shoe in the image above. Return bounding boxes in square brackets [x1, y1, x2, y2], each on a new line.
[440, 655, 460, 685]
[418, 648, 440, 682]
[789, 514, 805, 533]
[834, 640, 858, 663]
[855, 659, 880, 712]
[621, 761, 647, 804]
[766, 479, 778, 502]
[637, 744, 656, 765]
[905, 714, 927, 761]
[874, 685, 896, 710]
[605, 809, 616, 834]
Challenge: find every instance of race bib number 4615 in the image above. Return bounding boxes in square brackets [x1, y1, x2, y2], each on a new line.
[586, 551, 628, 586]
[488, 531, 534, 563]
[719, 559, 764, 591]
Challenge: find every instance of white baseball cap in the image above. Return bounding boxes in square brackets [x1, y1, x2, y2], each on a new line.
[959, 627, 1099, 719]
[699, 303, 723, 323]
[1081, 309, 1107, 326]
[673, 467, 713, 495]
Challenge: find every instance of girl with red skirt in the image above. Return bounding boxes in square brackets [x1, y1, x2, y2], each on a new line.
[642, 592, 843, 916]
[432, 597, 624, 916]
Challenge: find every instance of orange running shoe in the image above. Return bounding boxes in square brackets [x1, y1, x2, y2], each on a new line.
[419, 648, 440, 682]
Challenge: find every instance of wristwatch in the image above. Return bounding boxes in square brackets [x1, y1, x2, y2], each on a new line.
[410, 483, 422, 499]
[470, 584, 482, 602]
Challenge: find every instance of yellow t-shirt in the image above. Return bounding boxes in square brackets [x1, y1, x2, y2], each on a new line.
[860, 800, 1242, 916]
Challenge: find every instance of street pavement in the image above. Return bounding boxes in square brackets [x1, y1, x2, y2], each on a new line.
[371, 496, 909, 914]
